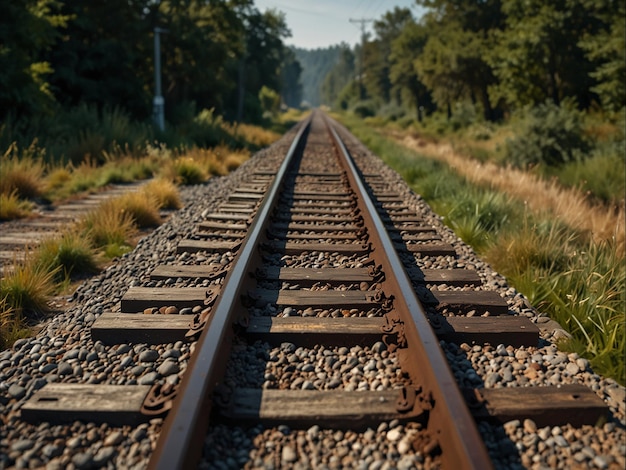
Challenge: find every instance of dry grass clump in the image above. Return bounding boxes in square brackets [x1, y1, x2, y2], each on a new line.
[0, 191, 34, 220]
[0, 254, 58, 320]
[223, 122, 280, 148]
[168, 155, 209, 184]
[223, 149, 250, 172]
[0, 295, 31, 350]
[45, 166, 73, 192]
[166, 146, 250, 182]
[79, 199, 137, 248]
[142, 178, 182, 210]
[0, 143, 45, 199]
[400, 135, 625, 254]
[115, 192, 162, 228]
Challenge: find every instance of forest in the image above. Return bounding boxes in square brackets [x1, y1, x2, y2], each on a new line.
[1, 0, 302, 161]
[319, 0, 623, 121]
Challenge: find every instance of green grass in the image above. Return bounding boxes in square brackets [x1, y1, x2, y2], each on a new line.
[339, 113, 625, 385]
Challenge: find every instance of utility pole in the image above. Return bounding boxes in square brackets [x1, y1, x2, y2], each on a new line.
[153, 27, 168, 131]
[349, 18, 373, 100]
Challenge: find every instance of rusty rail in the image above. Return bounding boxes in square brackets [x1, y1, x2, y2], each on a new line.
[147, 114, 313, 470]
[324, 115, 493, 468]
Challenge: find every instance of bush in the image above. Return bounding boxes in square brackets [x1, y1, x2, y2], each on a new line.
[351, 100, 378, 119]
[505, 100, 591, 168]
[379, 104, 406, 122]
[449, 102, 479, 131]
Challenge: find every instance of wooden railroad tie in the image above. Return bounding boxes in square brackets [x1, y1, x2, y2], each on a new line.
[92, 313, 536, 347]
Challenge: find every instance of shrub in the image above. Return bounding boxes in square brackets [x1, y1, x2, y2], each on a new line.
[351, 100, 378, 119]
[259, 86, 281, 117]
[449, 102, 478, 131]
[505, 100, 591, 168]
[379, 104, 406, 122]
[45, 104, 152, 164]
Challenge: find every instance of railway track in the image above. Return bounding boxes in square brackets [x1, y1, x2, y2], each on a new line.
[3, 111, 624, 469]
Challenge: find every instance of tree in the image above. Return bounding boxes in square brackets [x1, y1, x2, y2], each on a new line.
[577, 0, 625, 113]
[280, 49, 303, 108]
[389, 22, 434, 121]
[488, 0, 602, 110]
[159, 0, 246, 119]
[362, 7, 414, 104]
[0, 0, 68, 120]
[413, 1, 502, 120]
[414, 20, 471, 118]
[320, 45, 356, 108]
[294, 46, 342, 107]
[46, 0, 150, 118]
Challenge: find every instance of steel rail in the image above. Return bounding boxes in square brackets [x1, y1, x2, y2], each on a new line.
[323, 115, 494, 469]
[147, 113, 313, 470]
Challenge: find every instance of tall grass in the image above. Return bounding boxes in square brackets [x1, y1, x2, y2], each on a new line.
[0, 296, 30, 350]
[487, 227, 625, 383]
[115, 192, 162, 228]
[340, 114, 625, 385]
[397, 131, 625, 254]
[1, 108, 287, 349]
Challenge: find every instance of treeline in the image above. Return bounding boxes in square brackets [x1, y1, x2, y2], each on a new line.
[293, 46, 342, 107]
[321, 0, 624, 121]
[1, 0, 302, 160]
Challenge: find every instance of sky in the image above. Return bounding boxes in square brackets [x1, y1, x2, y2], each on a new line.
[253, 0, 424, 50]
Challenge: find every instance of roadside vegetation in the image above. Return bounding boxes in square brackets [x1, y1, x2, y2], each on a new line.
[314, 0, 624, 386]
[339, 112, 625, 386]
[0, 106, 302, 350]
